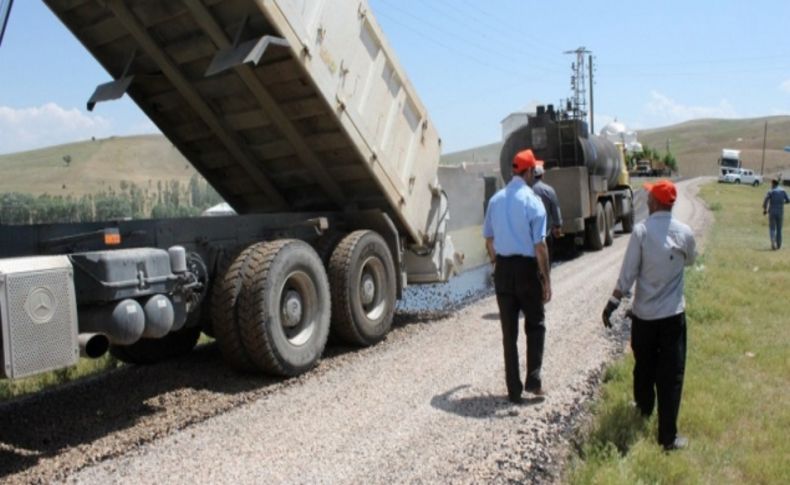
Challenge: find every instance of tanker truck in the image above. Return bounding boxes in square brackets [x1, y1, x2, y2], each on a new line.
[0, 0, 461, 381]
[500, 104, 634, 250]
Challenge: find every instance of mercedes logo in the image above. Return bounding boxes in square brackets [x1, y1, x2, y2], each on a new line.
[25, 287, 57, 324]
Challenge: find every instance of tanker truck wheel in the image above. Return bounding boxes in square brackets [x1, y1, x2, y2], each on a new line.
[604, 201, 615, 246]
[585, 202, 606, 250]
[109, 325, 202, 365]
[621, 198, 635, 234]
[329, 230, 396, 346]
[237, 240, 331, 376]
[211, 243, 261, 372]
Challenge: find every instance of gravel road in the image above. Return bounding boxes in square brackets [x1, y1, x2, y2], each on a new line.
[0, 179, 712, 485]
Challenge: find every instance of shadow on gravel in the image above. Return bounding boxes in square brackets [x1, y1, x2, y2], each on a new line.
[0, 343, 279, 478]
[430, 385, 542, 419]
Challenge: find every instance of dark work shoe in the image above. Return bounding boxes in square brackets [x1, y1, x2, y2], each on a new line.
[525, 386, 546, 397]
[508, 394, 523, 404]
[663, 436, 688, 451]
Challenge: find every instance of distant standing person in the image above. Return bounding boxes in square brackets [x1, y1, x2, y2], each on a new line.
[763, 178, 790, 250]
[529, 165, 563, 258]
[483, 149, 551, 403]
[602, 180, 696, 451]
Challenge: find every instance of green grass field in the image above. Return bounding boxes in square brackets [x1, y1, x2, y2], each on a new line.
[566, 182, 790, 484]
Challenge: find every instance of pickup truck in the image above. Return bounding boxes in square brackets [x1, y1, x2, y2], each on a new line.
[720, 168, 763, 186]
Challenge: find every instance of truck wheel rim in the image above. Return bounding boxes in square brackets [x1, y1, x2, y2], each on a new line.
[279, 270, 316, 346]
[359, 256, 386, 321]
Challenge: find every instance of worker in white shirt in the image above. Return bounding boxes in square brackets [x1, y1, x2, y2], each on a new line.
[602, 179, 696, 451]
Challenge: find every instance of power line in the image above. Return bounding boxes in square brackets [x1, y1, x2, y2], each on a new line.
[597, 64, 790, 79]
[0, 0, 13, 48]
[422, 0, 567, 71]
[373, 10, 522, 77]
[600, 53, 790, 68]
[450, 0, 565, 58]
[375, 0, 560, 75]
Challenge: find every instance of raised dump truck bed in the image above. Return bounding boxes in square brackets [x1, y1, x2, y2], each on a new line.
[0, 1, 459, 381]
[44, 0, 443, 247]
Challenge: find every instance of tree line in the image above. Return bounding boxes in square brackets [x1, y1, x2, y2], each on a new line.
[628, 144, 678, 176]
[0, 174, 223, 225]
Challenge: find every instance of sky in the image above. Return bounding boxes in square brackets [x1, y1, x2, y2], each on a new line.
[1, 0, 789, 155]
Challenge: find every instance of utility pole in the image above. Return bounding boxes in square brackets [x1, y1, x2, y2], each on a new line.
[564, 47, 592, 121]
[760, 120, 768, 175]
[588, 54, 595, 134]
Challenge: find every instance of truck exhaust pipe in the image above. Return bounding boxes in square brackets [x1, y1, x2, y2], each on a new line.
[78, 333, 109, 359]
[78, 299, 145, 345]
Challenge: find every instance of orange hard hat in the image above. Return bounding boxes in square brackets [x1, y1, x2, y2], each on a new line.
[643, 179, 677, 205]
[512, 149, 544, 174]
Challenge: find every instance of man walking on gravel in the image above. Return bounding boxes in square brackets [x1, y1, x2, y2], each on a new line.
[602, 179, 696, 451]
[763, 177, 790, 250]
[484, 149, 552, 403]
[528, 164, 563, 260]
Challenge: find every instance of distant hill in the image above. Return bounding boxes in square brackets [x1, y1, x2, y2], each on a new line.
[2, 117, 789, 199]
[440, 116, 790, 179]
[639, 116, 790, 177]
[0, 135, 197, 196]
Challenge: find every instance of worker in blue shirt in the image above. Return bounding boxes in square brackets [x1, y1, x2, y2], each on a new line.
[483, 149, 551, 403]
[763, 178, 790, 250]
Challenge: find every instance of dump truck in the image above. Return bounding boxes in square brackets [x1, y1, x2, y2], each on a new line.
[0, 0, 461, 380]
[499, 104, 634, 250]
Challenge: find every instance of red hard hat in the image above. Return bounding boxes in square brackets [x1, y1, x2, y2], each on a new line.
[643, 179, 677, 205]
[512, 149, 544, 174]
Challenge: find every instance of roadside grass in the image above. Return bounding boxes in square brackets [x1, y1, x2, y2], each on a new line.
[0, 334, 215, 401]
[0, 355, 123, 400]
[567, 182, 790, 484]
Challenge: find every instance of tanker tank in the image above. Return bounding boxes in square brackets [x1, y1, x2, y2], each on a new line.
[497, 104, 634, 251]
[499, 105, 623, 189]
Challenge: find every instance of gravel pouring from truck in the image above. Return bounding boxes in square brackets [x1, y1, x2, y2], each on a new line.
[0, 0, 463, 380]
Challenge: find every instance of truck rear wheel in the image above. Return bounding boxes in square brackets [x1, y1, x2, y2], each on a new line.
[313, 231, 346, 266]
[211, 244, 260, 372]
[200, 246, 242, 338]
[109, 325, 201, 365]
[621, 198, 635, 234]
[604, 201, 615, 246]
[585, 202, 606, 251]
[237, 240, 331, 376]
[329, 230, 396, 346]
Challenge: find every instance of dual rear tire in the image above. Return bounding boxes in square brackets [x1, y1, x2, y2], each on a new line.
[585, 200, 617, 250]
[211, 231, 396, 376]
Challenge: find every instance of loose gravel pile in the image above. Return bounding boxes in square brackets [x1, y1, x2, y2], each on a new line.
[0, 179, 711, 484]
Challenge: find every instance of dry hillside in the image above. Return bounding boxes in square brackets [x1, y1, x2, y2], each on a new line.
[0, 135, 197, 197]
[639, 116, 790, 178]
[1, 117, 788, 198]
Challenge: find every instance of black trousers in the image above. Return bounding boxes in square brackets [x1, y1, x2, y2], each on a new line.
[631, 313, 687, 447]
[494, 255, 545, 398]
